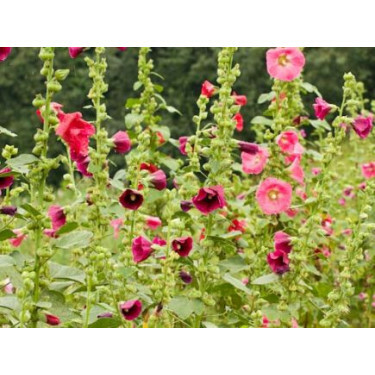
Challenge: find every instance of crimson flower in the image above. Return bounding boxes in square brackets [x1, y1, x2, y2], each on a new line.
[192, 186, 226, 215]
[172, 236, 193, 257]
[119, 189, 144, 210]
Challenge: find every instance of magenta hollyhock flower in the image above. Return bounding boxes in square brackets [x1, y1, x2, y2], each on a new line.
[117, 47, 128, 51]
[352, 115, 373, 139]
[178, 136, 189, 156]
[45, 314, 61, 326]
[256, 177, 293, 215]
[9, 229, 27, 248]
[311, 167, 321, 176]
[119, 189, 144, 210]
[234, 113, 244, 131]
[313, 97, 332, 120]
[291, 318, 299, 328]
[192, 185, 226, 215]
[361, 162, 375, 179]
[113, 131, 131, 153]
[0, 168, 14, 190]
[232, 92, 247, 106]
[228, 219, 247, 233]
[0, 48, 12, 62]
[267, 249, 290, 274]
[36, 102, 64, 123]
[0, 206, 17, 216]
[238, 141, 259, 154]
[179, 270, 193, 284]
[110, 218, 123, 239]
[146, 216, 162, 230]
[56, 112, 95, 162]
[274, 231, 292, 254]
[75, 154, 93, 177]
[241, 147, 269, 175]
[152, 236, 167, 247]
[288, 158, 305, 185]
[201, 80, 215, 98]
[68, 47, 85, 58]
[172, 236, 193, 257]
[131, 236, 153, 263]
[149, 169, 167, 190]
[322, 216, 333, 236]
[119, 299, 142, 321]
[276, 130, 302, 155]
[266, 47, 305, 81]
[140, 162, 159, 173]
[180, 200, 193, 212]
[44, 205, 66, 238]
[359, 182, 367, 190]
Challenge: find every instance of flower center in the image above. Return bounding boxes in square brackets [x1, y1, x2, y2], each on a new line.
[130, 194, 136, 201]
[176, 244, 181, 250]
[268, 189, 279, 201]
[207, 194, 213, 200]
[278, 54, 289, 67]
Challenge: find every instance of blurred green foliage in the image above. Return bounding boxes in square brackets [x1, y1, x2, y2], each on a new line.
[1, 47, 374, 184]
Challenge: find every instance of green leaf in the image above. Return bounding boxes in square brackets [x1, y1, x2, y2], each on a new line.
[310, 119, 331, 131]
[125, 98, 141, 109]
[252, 273, 280, 285]
[133, 81, 143, 91]
[89, 318, 121, 328]
[0, 125, 17, 137]
[54, 230, 93, 249]
[202, 321, 218, 328]
[154, 84, 164, 93]
[7, 154, 38, 174]
[21, 203, 41, 217]
[0, 296, 20, 311]
[125, 113, 143, 128]
[222, 273, 251, 295]
[49, 262, 86, 284]
[0, 255, 16, 267]
[168, 296, 204, 320]
[56, 222, 79, 235]
[207, 236, 236, 251]
[220, 231, 242, 239]
[251, 116, 273, 126]
[0, 229, 16, 241]
[150, 71, 164, 80]
[160, 156, 180, 171]
[257, 92, 275, 104]
[219, 255, 248, 273]
[165, 105, 182, 115]
[301, 82, 321, 97]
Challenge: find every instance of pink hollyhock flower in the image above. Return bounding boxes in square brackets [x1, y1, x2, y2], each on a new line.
[358, 292, 367, 301]
[179, 271, 193, 284]
[234, 113, 244, 131]
[241, 147, 269, 175]
[68, 47, 85, 58]
[0, 168, 14, 190]
[312, 167, 321, 176]
[192, 185, 226, 215]
[36, 102, 64, 123]
[242, 277, 249, 285]
[262, 316, 270, 328]
[110, 218, 124, 239]
[256, 178, 292, 215]
[359, 182, 367, 190]
[238, 141, 259, 154]
[56, 112, 95, 162]
[352, 115, 373, 139]
[232, 92, 247, 106]
[322, 215, 333, 236]
[9, 229, 27, 248]
[113, 131, 131, 154]
[146, 216, 162, 230]
[44, 205, 66, 238]
[45, 314, 61, 326]
[288, 158, 305, 185]
[295, 187, 307, 201]
[291, 318, 299, 328]
[152, 236, 167, 247]
[119, 189, 144, 210]
[266, 47, 305, 81]
[342, 228, 352, 236]
[228, 219, 247, 233]
[285, 208, 298, 218]
[131, 236, 153, 263]
[313, 97, 332, 120]
[178, 136, 189, 156]
[274, 231, 292, 254]
[0, 47, 12, 62]
[172, 236, 193, 257]
[3, 278, 14, 294]
[267, 249, 290, 274]
[0, 205, 17, 216]
[75, 154, 93, 177]
[343, 186, 354, 198]
[361, 162, 375, 179]
[338, 198, 346, 206]
[149, 169, 167, 190]
[119, 299, 142, 321]
[276, 130, 303, 155]
[201, 80, 215, 98]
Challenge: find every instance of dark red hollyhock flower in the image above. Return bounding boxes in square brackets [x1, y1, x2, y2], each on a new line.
[132, 236, 153, 263]
[0, 48, 12, 62]
[274, 231, 292, 254]
[150, 170, 167, 190]
[228, 219, 246, 233]
[156, 131, 166, 145]
[0, 206, 17, 216]
[238, 141, 259, 154]
[36, 102, 63, 123]
[56, 112, 95, 162]
[75, 154, 93, 178]
[180, 200, 193, 212]
[140, 162, 159, 173]
[179, 136, 189, 156]
[201, 80, 215, 98]
[234, 113, 244, 131]
[232, 92, 247, 106]
[119, 189, 144, 210]
[192, 185, 226, 215]
[119, 299, 142, 321]
[172, 236, 193, 257]
[267, 249, 290, 274]
[113, 131, 131, 154]
[68, 47, 85, 58]
[322, 215, 333, 236]
[45, 313, 61, 326]
[152, 236, 167, 247]
[0, 168, 14, 190]
[179, 270, 193, 284]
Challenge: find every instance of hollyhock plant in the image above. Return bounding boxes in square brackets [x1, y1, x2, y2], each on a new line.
[44, 205, 66, 237]
[228, 219, 247, 233]
[313, 97, 332, 120]
[75, 154, 93, 177]
[0, 206, 17, 216]
[0, 48, 12, 62]
[192, 185, 226, 215]
[288, 158, 305, 185]
[172, 236, 193, 257]
[234, 113, 244, 131]
[119, 300, 142, 321]
[146, 216, 162, 230]
[267, 249, 290, 274]
[45, 314, 61, 326]
[152, 236, 167, 247]
[112, 131, 131, 153]
[322, 216, 334, 236]
[241, 147, 269, 175]
[178, 136, 189, 155]
[352, 115, 373, 139]
[361, 162, 375, 179]
[274, 231, 292, 254]
[256, 177, 293, 215]
[149, 169, 167, 190]
[266, 47, 305, 81]
[232, 92, 247, 106]
[201, 80, 215, 98]
[238, 141, 259, 154]
[0, 168, 14, 190]
[36, 102, 63, 123]
[276, 131, 303, 155]
[131, 236, 153, 263]
[140, 162, 159, 173]
[9, 229, 27, 248]
[119, 189, 144, 210]
[110, 218, 123, 239]
[68, 47, 85, 58]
